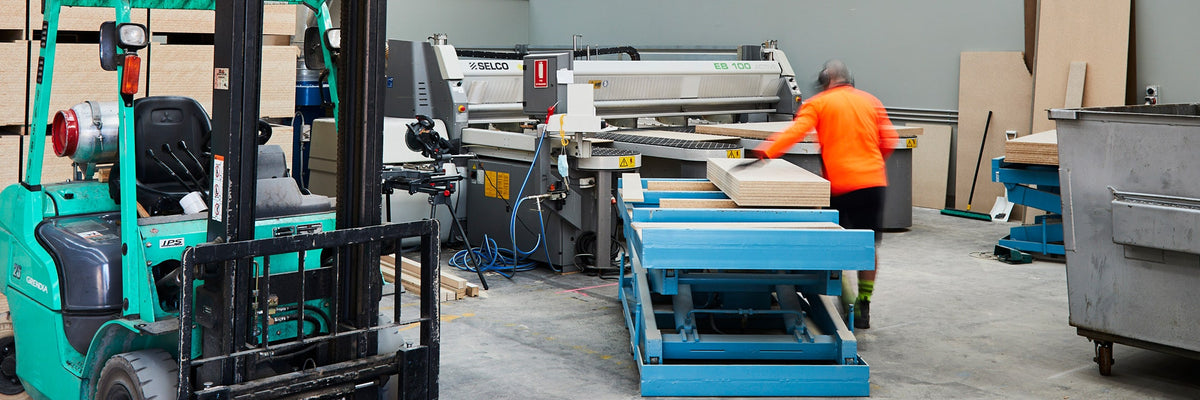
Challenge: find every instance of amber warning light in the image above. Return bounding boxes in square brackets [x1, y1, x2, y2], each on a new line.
[121, 55, 141, 95]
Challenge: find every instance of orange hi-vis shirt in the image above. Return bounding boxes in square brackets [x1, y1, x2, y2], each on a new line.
[758, 85, 898, 196]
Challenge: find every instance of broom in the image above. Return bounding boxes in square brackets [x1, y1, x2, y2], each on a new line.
[941, 110, 995, 221]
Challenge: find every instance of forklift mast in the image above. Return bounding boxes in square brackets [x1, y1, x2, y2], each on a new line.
[182, 0, 440, 397]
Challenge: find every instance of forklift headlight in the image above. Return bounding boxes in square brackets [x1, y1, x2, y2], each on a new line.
[117, 23, 149, 50]
[324, 28, 341, 51]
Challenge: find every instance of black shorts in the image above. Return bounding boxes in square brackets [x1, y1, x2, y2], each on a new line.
[830, 186, 885, 245]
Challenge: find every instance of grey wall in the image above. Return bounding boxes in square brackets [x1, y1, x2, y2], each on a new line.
[386, 0, 530, 46]
[527, 0, 1024, 110]
[382, 1, 1200, 109]
[1133, 2, 1200, 104]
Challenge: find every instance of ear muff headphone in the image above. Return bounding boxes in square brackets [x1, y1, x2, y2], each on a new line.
[817, 61, 853, 89]
[817, 67, 832, 88]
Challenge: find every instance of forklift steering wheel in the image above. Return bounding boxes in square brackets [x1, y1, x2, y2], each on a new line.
[257, 119, 273, 145]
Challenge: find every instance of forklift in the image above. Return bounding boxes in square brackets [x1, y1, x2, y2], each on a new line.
[0, 0, 439, 398]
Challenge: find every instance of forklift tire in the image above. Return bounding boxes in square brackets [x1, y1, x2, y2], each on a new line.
[0, 332, 22, 396]
[96, 349, 178, 400]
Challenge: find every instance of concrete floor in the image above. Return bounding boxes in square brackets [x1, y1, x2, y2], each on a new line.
[409, 208, 1200, 399]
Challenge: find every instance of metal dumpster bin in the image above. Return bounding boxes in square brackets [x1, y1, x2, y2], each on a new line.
[1051, 104, 1200, 376]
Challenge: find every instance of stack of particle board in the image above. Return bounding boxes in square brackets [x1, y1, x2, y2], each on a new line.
[147, 4, 296, 38]
[146, 4, 298, 118]
[694, 121, 796, 140]
[1004, 130, 1058, 165]
[706, 158, 830, 207]
[147, 43, 298, 118]
[380, 255, 480, 301]
[0, 4, 299, 127]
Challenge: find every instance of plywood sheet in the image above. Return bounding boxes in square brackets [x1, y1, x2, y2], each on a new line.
[658, 198, 737, 209]
[30, 6, 148, 32]
[706, 158, 829, 207]
[645, 180, 718, 191]
[695, 121, 799, 140]
[1005, 130, 1058, 165]
[1064, 62, 1087, 109]
[620, 172, 643, 203]
[147, 44, 298, 118]
[891, 126, 923, 137]
[148, 5, 297, 35]
[1030, 0, 1130, 132]
[956, 52, 1032, 213]
[907, 123, 952, 209]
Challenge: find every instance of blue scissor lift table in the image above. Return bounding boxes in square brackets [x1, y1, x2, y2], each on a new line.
[991, 157, 1065, 257]
[615, 177, 875, 397]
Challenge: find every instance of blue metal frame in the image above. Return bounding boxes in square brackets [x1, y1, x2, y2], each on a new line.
[992, 157, 1065, 256]
[616, 178, 872, 397]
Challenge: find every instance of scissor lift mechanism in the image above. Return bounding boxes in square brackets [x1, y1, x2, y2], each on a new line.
[991, 157, 1064, 257]
[616, 177, 874, 397]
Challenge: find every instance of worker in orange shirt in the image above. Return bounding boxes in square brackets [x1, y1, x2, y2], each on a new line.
[754, 60, 897, 329]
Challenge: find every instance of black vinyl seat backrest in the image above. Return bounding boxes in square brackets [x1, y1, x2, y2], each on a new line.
[133, 96, 212, 186]
[109, 96, 212, 213]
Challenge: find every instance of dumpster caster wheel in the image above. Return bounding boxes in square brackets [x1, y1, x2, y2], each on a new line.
[1093, 340, 1114, 376]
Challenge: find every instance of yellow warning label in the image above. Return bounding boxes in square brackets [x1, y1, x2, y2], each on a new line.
[905, 138, 917, 149]
[484, 171, 510, 200]
[619, 156, 636, 169]
[726, 149, 742, 158]
[588, 80, 603, 89]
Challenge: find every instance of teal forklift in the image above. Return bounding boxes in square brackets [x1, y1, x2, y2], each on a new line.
[0, 0, 439, 399]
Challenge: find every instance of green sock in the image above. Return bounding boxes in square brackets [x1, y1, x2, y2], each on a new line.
[857, 280, 874, 303]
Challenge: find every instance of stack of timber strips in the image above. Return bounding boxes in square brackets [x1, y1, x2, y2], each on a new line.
[706, 158, 830, 207]
[1004, 130, 1058, 165]
[380, 255, 480, 302]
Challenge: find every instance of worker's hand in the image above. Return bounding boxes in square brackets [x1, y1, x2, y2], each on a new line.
[749, 149, 769, 160]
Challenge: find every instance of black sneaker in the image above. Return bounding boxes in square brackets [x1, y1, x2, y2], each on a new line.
[854, 300, 871, 330]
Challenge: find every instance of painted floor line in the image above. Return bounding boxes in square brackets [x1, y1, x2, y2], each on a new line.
[1047, 364, 1093, 380]
[556, 282, 618, 297]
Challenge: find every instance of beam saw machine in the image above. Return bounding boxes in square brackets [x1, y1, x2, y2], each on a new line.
[385, 36, 801, 270]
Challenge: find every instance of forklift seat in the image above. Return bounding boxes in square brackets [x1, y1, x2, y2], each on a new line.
[133, 96, 212, 189]
[108, 96, 332, 217]
[108, 96, 212, 214]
